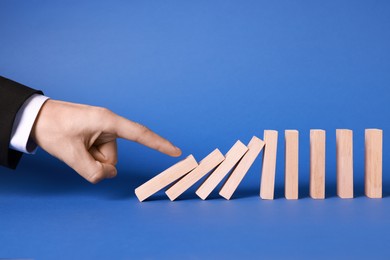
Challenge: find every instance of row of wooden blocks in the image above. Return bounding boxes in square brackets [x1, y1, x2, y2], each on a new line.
[135, 129, 383, 202]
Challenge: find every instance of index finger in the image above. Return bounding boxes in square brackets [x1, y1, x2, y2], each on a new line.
[111, 114, 182, 157]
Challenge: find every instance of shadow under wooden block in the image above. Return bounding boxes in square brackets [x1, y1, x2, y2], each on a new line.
[310, 129, 326, 199]
[134, 155, 198, 202]
[165, 149, 225, 201]
[365, 129, 383, 198]
[260, 130, 278, 200]
[219, 136, 265, 200]
[196, 140, 248, 200]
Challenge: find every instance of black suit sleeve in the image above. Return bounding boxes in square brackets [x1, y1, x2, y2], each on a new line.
[0, 76, 43, 169]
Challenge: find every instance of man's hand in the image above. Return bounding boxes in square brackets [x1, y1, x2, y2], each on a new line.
[31, 99, 182, 183]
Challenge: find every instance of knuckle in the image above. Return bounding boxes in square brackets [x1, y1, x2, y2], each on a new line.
[87, 171, 104, 184]
[136, 123, 150, 135]
[130, 122, 151, 142]
[94, 106, 112, 118]
[88, 175, 102, 184]
[90, 107, 115, 129]
[154, 143, 164, 153]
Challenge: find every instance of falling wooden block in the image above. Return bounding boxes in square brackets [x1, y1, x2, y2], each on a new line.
[285, 130, 299, 200]
[365, 129, 383, 198]
[135, 155, 198, 202]
[165, 149, 225, 201]
[219, 136, 265, 200]
[196, 141, 248, 200]
[336, 129, 353, 199]
[310, 129, 326, 199]
[260, 130, 278, 200]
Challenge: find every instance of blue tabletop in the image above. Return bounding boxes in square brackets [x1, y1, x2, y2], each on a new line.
[1, 1, 389, 259]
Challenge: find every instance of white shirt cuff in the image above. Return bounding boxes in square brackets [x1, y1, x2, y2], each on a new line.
[9, 94, 50, 154]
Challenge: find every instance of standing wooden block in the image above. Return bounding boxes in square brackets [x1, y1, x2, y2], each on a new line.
[365, 129, 383, 198]
[196, 141, 248, 200]
[165, 149, 225, 201]
[285, 130, 299, 200]
[219, 136, 265, 200]
[310, 129, 326, 199]
[336, 129, 354, 199]
[260, 130, 278, 200]
[135, 155, 198, 202]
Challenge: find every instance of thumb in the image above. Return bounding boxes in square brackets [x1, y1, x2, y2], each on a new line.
[66, 143, 117, 184]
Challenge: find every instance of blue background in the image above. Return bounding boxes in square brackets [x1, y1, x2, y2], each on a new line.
[1, 1, 389, 259]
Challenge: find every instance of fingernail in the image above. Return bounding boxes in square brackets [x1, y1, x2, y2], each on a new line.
[174, 147, 182, 156]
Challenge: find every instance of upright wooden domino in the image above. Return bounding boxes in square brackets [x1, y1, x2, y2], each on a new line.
[196, 141, 248, 200]
[310, 129, 326, 199]
[336, 129, 353, 199]
[365, 129, 383, 198]
[260, 130, 278, 200]
[219, 136, 265, 200]
[135, 155, 198, 202]
[165, 149, 225, 201]
[285, 130, 299, 200]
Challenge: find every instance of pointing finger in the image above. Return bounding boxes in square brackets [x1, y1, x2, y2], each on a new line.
[110, 114, 182, 157]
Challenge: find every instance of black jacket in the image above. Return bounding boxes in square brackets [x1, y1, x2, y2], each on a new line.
[0, 76, 42, 169]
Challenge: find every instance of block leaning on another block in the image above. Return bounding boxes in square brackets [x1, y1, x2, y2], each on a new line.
[260, 130, 278, 200]
[219, 136, 265, 200]
[365, 129, 383, 198]
[135, 155, 198, 202]
[196, 141, 248, 200]
[310, 130, 326, 199]
[336, 129, 353, 199]
[166, 149, 225, 201]
[285, 130, 299, 200]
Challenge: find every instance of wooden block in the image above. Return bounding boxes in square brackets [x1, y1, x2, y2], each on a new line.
[310, 129, 326, 199]
[365, 129, 383, 198]
[260, 130, 278, 200]
[336, 129, 354, 199]
[165, 149, 225, 201]
[219, 136, 265, 200]
[196, 141, 248, 200]
[135, 155, 198, 202]
[285, 130, 299, 200]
